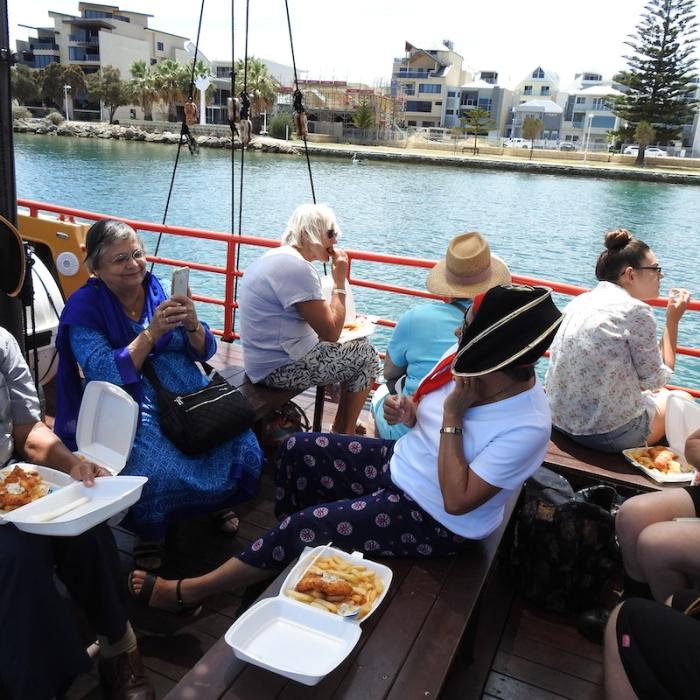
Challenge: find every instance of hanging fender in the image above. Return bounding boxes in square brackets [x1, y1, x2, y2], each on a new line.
[294, 111, 308, 138]
[227, 97, 241, 123]
[240, 119, 253, 146]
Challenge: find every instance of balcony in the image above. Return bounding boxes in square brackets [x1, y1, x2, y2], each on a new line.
[68, 35, 99, 45]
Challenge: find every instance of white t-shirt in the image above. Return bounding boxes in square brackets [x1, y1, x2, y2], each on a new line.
[239, 246, 324, 383]
[390, 356, 551, 539]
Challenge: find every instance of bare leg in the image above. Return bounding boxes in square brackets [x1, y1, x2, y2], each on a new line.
[616, 489, 695, 582]
[636, 520, 700, 601]
[646, 389, 694, 445]
[331, 384, 372, 434]
[603, 604, 638, 700]
[130, 557, 276, 612]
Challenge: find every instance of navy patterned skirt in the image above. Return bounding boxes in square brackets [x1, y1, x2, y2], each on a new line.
[235, 432, 471, 571]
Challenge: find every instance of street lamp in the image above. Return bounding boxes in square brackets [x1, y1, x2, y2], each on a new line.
[63, 85, 71, 121]
[583, 114, 594, 162]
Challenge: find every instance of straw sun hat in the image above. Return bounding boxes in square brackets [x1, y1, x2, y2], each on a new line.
[425, 232, 511, 297]
[453, 284, 563, 377]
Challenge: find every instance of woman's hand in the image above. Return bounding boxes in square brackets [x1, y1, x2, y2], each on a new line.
[667, 288, 690, 325]
[69, 458, 111, 486]
[330, 247, 349, 288]
[384, 394, 416, 427]
[442, 375, 480, 422]
[149, 299, 189, 338]
[171, 293, 200, 332]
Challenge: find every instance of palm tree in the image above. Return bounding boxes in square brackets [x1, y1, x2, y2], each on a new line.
[129, 60, 158, 121]
[522, 117, 544, 161]
[152, 59, 186, 121]
[234, 57, 276, 118]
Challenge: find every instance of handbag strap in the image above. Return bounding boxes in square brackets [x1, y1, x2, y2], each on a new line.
[142, 359, 227, 398]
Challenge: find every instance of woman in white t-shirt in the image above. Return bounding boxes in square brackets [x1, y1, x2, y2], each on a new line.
[128, 285, 563, 614]
[238, 203, 380, 434]
[545, 229, 692, 452]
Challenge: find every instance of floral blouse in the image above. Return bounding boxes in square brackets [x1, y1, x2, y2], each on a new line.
[545, 281, 671, 435]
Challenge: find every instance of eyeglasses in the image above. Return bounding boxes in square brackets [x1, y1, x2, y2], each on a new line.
[635, 265, 662, 275]
[109, 249, 147, 265]
[326, 229, 337, 240]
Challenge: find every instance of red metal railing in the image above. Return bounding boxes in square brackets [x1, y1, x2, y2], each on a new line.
[18, 198, 700, 397]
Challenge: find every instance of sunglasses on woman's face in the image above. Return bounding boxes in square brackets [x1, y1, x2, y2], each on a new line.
[326, 228, 337, 240]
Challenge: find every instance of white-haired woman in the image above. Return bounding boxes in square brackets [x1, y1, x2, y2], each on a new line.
[239, 204, 380, 434]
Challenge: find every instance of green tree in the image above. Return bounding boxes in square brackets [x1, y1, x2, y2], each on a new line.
[234, 56, 276, 119]
[129, 59, 158, 120]
[521, 117, 544, 160]
[269, 112, 294, 139]
[38, 63, 86, 111]
[152, 58, 186, 121]
[461, 107, 493, 155]
[614, 0, 698, 148]
[86, 66, 129, 123]
[634, 121, 657, 164]
[352, 100, 374, 137]
[10, 64, 40, 105]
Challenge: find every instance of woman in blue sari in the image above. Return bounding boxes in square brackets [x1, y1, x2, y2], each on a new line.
[55, 219, 263, 570]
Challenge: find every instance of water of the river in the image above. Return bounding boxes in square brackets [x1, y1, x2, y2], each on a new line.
[13, 133, 700, 390]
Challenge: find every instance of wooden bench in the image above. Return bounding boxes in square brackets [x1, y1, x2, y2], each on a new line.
[164, 488, 522, 700]
[544, 429, 680, 493]
[210, 341, 324, 431]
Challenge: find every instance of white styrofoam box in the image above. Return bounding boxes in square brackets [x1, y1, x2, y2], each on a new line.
[225, 546, 393, 684]
[225, 596, 361, 686]
[75, 381, 138, 475]
[0, 475, 147, 536]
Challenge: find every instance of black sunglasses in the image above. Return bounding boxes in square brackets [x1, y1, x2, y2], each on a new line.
[635, 265, 662, 274]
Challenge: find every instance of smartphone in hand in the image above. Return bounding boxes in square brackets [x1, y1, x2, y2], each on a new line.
[171, 267, 190, 297]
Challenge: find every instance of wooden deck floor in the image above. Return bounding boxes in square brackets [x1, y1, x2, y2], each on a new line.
[59, 369, 605, 699]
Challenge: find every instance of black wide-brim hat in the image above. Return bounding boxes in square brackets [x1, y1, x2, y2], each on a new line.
[453, 284, 562, 377]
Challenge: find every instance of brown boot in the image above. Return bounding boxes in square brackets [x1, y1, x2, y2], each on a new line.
[98, 648, 155, 700]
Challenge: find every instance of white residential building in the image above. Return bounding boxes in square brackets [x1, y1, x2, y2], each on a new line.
[16, 2, 190, 121]
[391, 40, 470, 129]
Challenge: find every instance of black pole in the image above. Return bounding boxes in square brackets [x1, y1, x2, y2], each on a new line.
[0, 0, 24, 347]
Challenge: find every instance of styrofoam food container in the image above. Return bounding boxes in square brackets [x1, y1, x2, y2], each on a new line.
[623, 395, 700, 483]
[74, 381, 139, 475]
[0, 475, 147, 536]
[338, 316, 376, 344]
[0, 381, 142, 535]
[225, 596, 361, 685]
[281, 545, 392, 622]
[225, 546, 393, 684]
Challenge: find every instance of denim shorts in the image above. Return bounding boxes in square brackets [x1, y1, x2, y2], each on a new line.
[556, 411, 650, 453]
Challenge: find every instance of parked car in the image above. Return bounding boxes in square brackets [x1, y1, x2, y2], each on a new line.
[559, 143, 577, 152]
[623, 145, 668, 157]
[503, 137, 531, 149]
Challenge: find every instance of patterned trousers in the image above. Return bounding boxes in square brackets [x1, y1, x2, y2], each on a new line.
[234, 432, 470, 571]
[264, 338, 380, 393]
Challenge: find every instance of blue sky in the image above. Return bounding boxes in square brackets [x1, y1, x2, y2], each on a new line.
[9, 0, 700, 88]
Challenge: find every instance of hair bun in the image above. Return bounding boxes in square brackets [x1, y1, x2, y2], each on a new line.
[604, 229, 633, 251]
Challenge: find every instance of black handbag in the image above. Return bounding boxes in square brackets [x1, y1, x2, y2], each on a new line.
[142, 359, 256, 456]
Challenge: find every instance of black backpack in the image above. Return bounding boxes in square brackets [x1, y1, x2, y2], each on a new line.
[511, 467, 623, 613]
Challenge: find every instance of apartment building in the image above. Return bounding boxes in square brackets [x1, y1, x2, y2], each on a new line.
[458, 72, 512, 136]
[16, 2, 189, 121]
[391, 40, 468, 128]
[560, 79, 624, 149]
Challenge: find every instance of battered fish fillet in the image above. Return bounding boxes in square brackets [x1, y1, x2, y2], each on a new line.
[295, 572, 354, 597]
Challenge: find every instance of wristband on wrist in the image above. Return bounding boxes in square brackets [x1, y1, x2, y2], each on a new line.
[143, 327, 155, 345]
[186, 322, 200, 333]
[333, 288, 347, 295]
[440, 426, 463, 435]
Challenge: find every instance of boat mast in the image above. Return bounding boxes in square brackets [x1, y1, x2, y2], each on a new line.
[0, 0, 25, 346]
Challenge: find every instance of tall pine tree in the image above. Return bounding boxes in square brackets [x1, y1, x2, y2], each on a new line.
[614, 0, 698, 152]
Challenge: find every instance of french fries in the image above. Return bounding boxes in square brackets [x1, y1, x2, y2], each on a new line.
[284, 554, 384, 620]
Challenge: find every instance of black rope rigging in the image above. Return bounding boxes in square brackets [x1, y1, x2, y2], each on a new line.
[149, 0, 206, 270]
[229, 0, 251, 336]
[284, 0, 316, 204]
